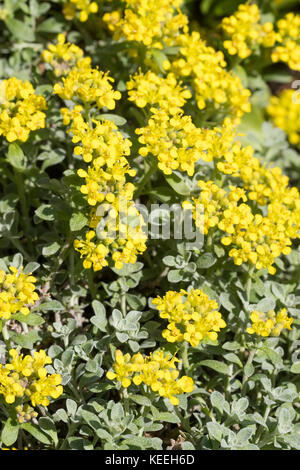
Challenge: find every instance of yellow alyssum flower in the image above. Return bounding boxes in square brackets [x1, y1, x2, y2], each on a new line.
[272, 13, 300, 71]
[183, 180, 249, 235]
[56, 54, 147, 273]
[78, 165, 135, 206]
[246, 308, 293, 337]
[42, 34, 91, 77]
[63, 0, 98, 22]
[221, 212, 292, 275]
[0, 78, 46, 143]
[106, 349, 194, 406]
[74, 230, 109, 271]
[61, 107, 147, 272]
[136, 108, 207, 176]
[221, 4, 276, 59]
[153, 288, 226, 347]
[63, 111, 132, 165]
[183, 163, 300, 274]
[74, 197, 147, 271]
[103, 0, 188, 49]
[54, 67, 121, 110]
[0, 266, 39, 320]
[170, 31, 251, 119]
[267, 89, 300, 146]
[0, 349, 63, 407]
[127, 70, 191, 114]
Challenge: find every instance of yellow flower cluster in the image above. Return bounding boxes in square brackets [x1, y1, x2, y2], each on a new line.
[267, 89, 300, 146]
[246, 308, 293, 337]
[63, 110, 147, 270]
[169, 31, 251, 118]
[106, 349, 193, 405]
[221, 212, 293, 275]
[183, 181, 248, 235]
[56, 58, 147, 271]
[102, 0, 188, 49]
[0, 266, 39, 320]
[62, 107, 132, 166]
[272, 13, 300, 71]
[63, 0, 98, 22]
[15, 404, 38, 424]
[181, 116, 300, 274]
[103, 1, 251, 121]
[152, 289, 226, 347]
[54, 67, 121, 110]
[126, 70, 191, 114]
[136, 108, 207, 176]
[221, 5, 300, 71]
[0, 349, 63, 406]
[0, 78, 46, 143]
[42, 34, 91, 77]
[221, 4, 276, 59]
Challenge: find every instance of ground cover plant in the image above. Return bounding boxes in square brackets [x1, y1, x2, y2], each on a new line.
[0, 0, 300, 451]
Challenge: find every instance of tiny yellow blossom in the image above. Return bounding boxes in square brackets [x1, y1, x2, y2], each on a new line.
[247, 308, 293, 337]
[54, 67, 121, 110]
[153, 288, 226, 347]
[63, 0, 98, 22]
[272, 13, 300, 71]
[267, 90, 300, 146]
[221, 4, 276, 59]
[106, 349, 194, 405]
[0, 78, 46, 143]
[42, 34, 91, 77]
[0, 266, 39, 320]
[0, 349, 63, 408]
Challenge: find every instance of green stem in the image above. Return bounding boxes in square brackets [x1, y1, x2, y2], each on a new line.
[122, 388, 130, 415]
[246, 266, 255, 304]
[47, 233, 75, 283]
[134, 158, 157, 198]
[14, 169, 33, 251]
[181, 341, 190, 374]
[255, 404, 272, 447]
[206, 231, 213, 250]
[121, 292, 127, 317]
[10, 237, 31, 260]
[21, 322, 28, 334]
[241, 348, 256, 396]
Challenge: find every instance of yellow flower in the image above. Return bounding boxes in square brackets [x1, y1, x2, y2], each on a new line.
[103, 0, 188, 49]
[74, 231, 109, 271]
[42, 34, 91, 77]
[54, 67, 121, 110]
[106, 349, 194, 405]
[136, 108, 207, 176]
[63, 0, 98, 22]
[127, 70, 191, 114]
[247, 308, 293, 337]
[267, 90, 300, 146]
[221, 4, 276, 59]
[0, 78, 46, 143]
[0, 349, 63, 408]
[170, 31, 251, 119]
[272, 13, 300, 71]
[153, 288, 226, 347]
[0, 266, 39, 320]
